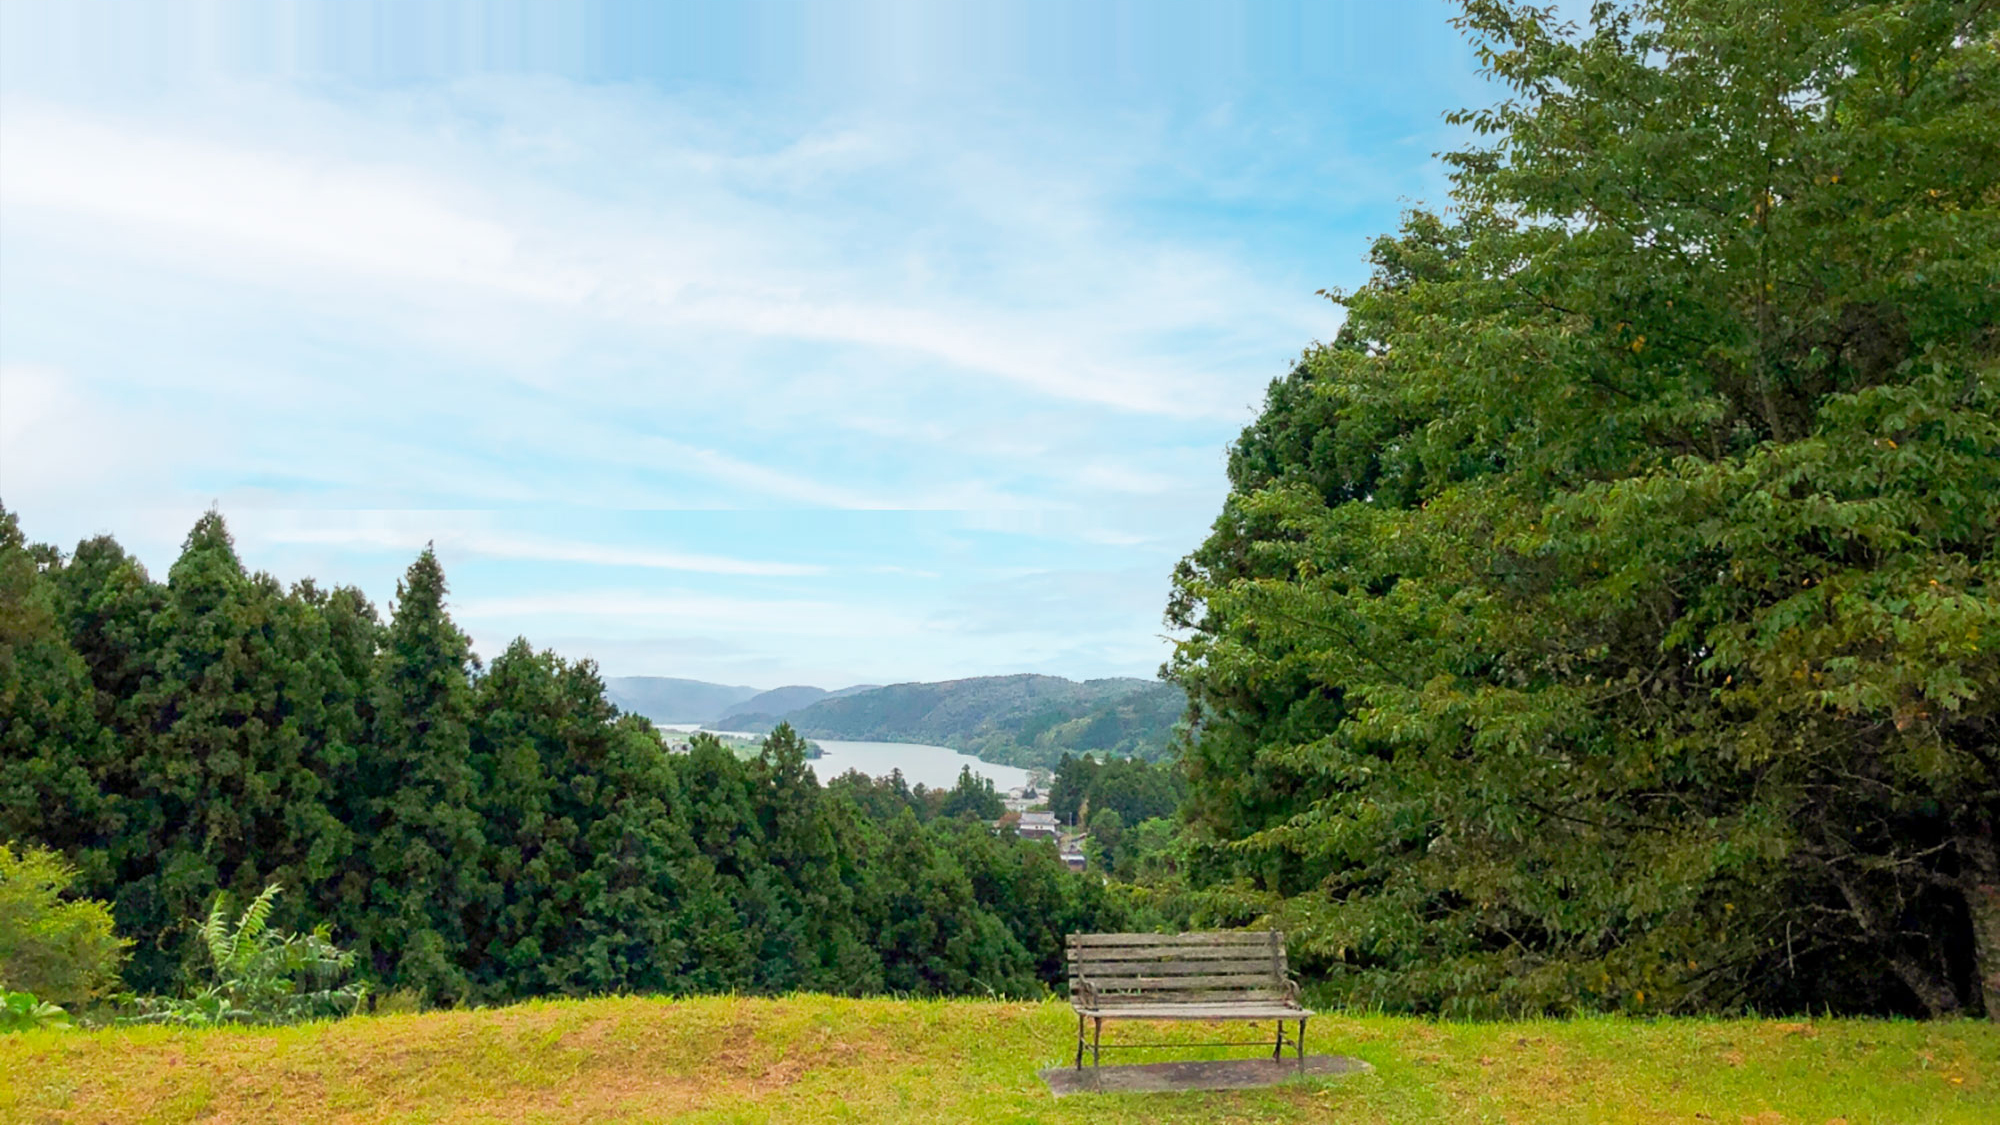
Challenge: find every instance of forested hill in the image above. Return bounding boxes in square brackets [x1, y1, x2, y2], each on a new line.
[715, 674, 1185, 768]
[719, 683, 878, 723]
[601, 676, 758, 723]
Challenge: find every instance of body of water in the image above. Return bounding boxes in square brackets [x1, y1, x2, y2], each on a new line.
[808, 739, 1032, 793]
[660, 724, 1030, 792]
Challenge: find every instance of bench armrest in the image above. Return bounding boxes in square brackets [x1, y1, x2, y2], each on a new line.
[1282, 978, 1303, 1007]
[1072, 978, 1100, 1009]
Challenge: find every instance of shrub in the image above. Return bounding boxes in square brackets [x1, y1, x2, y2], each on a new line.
[129, 883, 365, 1026]
[0, 843, 127, 1008]
[0, 988, 72, 1032]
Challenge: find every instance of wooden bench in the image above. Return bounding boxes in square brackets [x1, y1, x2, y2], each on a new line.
[1067, 931, 1311, 1070]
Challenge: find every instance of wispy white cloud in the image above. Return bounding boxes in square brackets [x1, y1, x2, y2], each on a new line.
[0, 109, 584, 303]
[0, 94, 1316, 421]
[248, 516, 825, 577]
[454, 589, 927, 641]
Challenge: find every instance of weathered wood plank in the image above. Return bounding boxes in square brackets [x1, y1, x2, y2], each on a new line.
[1071, 939, 1280, 951]
[1089, 994, 1291, 1008]
[1069, 1002, 1310, 1020]
[1066, 958, 1281, 977]
[1067, 931, 1279, 947]
[1069, 944, 1284, 959]
[1074, 967, 1280, 982]
[1070, 952, 1284, 967]
[1069, 956, 1287, 974]
[1083, 973, 1282, 989]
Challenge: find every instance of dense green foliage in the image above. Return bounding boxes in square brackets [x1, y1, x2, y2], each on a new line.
[1169, 0, 1999, 1018]
[0, 508, 1131, 1004]
[0, 844, 127, 1008]
[1047, 754, 1186, 826]
[731, 673, 1185, 767]
[129, 883, 366, 1026]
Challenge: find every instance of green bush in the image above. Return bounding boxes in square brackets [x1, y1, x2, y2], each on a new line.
[129, 883, 365, 1027]
[0, 843, 127, 1008]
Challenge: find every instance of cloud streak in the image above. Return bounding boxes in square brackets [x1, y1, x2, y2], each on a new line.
[252, 519, 826, 577]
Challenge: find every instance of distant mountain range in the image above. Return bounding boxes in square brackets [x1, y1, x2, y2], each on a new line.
[601, 677, 760, 724]
[718, 683, 879, 724]
[601, 678, 880, 725]
[710, 673, 1185, 769]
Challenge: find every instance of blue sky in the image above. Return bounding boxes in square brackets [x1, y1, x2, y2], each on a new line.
[1, 0, 1497, 689]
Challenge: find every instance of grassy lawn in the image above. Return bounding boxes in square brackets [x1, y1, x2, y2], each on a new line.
[2, 996, 1993, 1124]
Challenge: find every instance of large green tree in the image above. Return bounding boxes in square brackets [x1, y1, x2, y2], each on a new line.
[0, 509, 119, 891]
[359, 548, 490, 1000]
[1170, 0, 1999, 1017]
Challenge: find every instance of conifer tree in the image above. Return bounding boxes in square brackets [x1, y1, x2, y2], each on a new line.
[46, 535, 165, 741]
[672, 732, 762, 988]
[560, 712, 705, 995]
[81, 513, 358, 989]
[0, 508, 121, 892]
[860, 805, 1034, 996]
[297, 582, 382, 938]
[362, 547, 489, 1000]
[470, 640, 704, 999]
[746, 723, 868, 990]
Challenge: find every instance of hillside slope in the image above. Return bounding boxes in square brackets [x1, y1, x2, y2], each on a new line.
[717, 684, 831, 721]
[716, 683, 878, 723]
[602, 676, 758, 723]
[5, 996, 1991, 1124]
[718, 674, 1184, 767]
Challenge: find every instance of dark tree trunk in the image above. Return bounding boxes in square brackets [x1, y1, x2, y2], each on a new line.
[1823, 858, 1962, 1017]
[1962, 820, 2000, 1022]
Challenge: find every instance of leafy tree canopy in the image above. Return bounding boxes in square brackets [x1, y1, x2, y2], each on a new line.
[1169, 0, 2000, 1018]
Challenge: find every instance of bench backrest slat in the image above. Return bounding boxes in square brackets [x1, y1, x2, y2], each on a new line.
[1069, 931, 1275, 946]
[1072, 952, 1272, 972]
[1067, 931, 1289, 1004]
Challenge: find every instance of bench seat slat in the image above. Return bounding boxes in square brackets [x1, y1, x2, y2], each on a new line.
[1072, 1002, 1310, 1020]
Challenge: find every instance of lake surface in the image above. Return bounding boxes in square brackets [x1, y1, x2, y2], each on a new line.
[807, 739, 1032, 792]
[663, 725, 1031, 791]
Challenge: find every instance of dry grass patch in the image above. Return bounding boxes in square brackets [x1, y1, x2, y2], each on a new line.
[1, 997, 1993, 1124]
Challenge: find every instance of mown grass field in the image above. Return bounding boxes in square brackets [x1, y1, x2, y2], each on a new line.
[2, 995, 1993, 1124]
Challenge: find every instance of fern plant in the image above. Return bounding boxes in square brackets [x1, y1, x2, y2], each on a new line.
[128, 884, 365, 1026]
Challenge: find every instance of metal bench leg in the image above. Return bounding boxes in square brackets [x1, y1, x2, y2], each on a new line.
[1297, 1017, 1308, 1072]
[1093, 1017, 1102, 1067]
[1075, 1013, 1085, 1070]
[1272, 1021, 1284, 1061]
